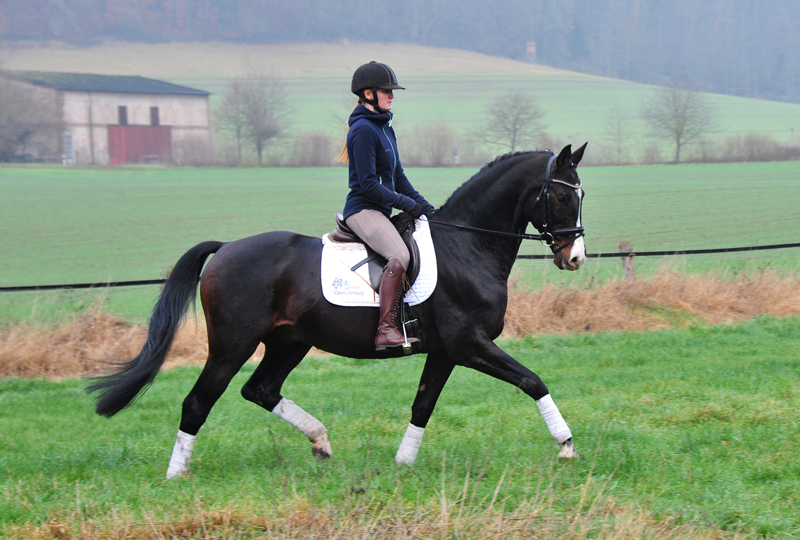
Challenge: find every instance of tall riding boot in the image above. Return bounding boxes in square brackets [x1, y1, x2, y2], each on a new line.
[376, 258, 420, 352]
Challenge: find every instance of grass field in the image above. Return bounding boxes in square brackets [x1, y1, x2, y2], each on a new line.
[1, 316, 798, 537]
[3, 42, 800, 539]
[2, 161, 799, 322]
[4, 41, 800, 157]
[2, 161, 799, 321]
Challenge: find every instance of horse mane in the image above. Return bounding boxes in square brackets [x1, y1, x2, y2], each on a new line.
[437, 150, 551, 216]
[480, 150, 548, 172]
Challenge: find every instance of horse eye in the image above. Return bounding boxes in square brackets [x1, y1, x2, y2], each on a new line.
[556, 194, 568, 204]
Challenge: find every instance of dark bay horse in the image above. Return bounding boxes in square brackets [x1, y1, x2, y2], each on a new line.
[89, 144, 588, 479]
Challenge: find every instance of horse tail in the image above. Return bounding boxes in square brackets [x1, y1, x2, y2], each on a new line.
[88, 240, 225, 418]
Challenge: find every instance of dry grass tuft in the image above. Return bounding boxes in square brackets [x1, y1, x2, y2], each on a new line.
[503, 270, 800, 337]
[4, 494, 740, 540]
[0, 302, 212, 380]
[2, 271, 799, 379]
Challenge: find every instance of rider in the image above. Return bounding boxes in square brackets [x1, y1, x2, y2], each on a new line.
[336, 61, 435, 352]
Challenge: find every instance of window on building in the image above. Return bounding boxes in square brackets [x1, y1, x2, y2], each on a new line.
[118, 106, 128, 126]
[150, 107, 160, 126]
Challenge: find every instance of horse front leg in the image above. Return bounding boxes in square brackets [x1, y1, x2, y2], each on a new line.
[396, 352, 455, 465]
[451, 336, 578, 459]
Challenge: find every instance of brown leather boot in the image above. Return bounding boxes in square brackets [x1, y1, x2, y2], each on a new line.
[375, 258, 420, 352]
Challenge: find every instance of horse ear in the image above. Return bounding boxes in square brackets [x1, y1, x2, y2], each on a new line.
[570, 142, 588, 167]
[555, 145, 572, 170]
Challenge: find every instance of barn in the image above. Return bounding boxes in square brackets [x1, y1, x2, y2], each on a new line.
[3, 71, 211, 165]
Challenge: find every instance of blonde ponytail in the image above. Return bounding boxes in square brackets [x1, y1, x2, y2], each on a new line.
[335, 101, 361, 164]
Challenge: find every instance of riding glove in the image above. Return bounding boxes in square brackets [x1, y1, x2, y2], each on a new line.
[408, 203, 425, 219]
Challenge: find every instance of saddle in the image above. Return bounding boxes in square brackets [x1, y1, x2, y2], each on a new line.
[328, 213, 421, 291]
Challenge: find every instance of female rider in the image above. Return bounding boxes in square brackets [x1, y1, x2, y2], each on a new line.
[337, 61, 434, 352]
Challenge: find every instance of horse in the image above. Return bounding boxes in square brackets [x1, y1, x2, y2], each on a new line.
[88, 143, 588, 479]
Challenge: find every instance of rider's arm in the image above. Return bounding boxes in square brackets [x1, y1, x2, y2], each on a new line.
[350, 123, 416, 212]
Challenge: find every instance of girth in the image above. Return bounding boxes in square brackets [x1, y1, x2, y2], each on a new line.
[328, 213, 421, 291]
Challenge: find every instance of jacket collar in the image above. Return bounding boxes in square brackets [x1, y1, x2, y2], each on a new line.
[349, 104, 393, 127]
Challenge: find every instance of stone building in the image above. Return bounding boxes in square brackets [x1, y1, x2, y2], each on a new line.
[3, 71, 211, 165]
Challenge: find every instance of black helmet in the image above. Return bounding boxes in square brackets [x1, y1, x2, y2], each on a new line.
[351, 61, 405, 95]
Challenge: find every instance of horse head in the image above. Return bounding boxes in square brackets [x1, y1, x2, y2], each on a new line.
[524, 143, 587, 271]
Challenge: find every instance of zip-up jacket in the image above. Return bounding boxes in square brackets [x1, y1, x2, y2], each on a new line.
[343, 105, 431, 220]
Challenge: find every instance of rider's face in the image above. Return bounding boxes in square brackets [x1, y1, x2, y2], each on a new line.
[364, 89, 394, 111]
[376, 89, 393, 111]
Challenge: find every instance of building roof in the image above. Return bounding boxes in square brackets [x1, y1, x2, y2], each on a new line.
[5, 71, 210, 96]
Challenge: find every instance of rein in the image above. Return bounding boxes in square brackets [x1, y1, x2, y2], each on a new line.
[427, 153, 585, 254]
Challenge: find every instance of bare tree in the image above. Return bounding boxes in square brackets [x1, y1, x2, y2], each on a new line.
[421, 122, 455, 167]
[603, 104, 633, 164]
[640, 79, 717, 163]
[401, 122, 456, 167]
[474, 91, 545, 153]
[217, 73, 290, 166]
[215, 78, 248, 165]
[0, 76, 62, 162]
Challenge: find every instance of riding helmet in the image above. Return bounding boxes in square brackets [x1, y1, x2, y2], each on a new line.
[351, 61, 406, 95]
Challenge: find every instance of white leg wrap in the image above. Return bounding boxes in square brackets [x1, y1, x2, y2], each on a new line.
[536, 394, 572, 444]
[166, 430, 196, 480]
[395, 424, 425, 465]
[271, 398, 327, 441]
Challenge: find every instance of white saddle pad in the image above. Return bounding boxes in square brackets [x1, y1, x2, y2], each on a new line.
[321, 216, 438, 307]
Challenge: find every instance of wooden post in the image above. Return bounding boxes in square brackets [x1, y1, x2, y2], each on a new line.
[618, 241, 635, 281]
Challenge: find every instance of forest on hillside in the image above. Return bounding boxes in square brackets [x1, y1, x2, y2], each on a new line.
[1, 0, 798, 104]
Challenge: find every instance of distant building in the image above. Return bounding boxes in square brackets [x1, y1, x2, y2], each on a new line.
[525, 42, 538, 63]
[2, 71, 211, 165]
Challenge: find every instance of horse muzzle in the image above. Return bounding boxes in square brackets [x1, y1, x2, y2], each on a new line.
[553, 235, 586, 271]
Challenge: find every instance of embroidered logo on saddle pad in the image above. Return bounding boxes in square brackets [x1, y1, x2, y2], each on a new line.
[321, 217, 438, 307]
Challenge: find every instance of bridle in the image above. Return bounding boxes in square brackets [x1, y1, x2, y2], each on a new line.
[428, 153, 585, 254]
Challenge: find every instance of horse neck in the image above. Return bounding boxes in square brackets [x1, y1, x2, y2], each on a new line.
[437, 158, 545, 276]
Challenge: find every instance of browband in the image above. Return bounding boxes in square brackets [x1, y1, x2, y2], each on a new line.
[544, 152, 582, 189]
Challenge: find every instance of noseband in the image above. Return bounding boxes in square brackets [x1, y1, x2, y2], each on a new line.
[428, 153, 585, 254]
[535, 154, 585, 254]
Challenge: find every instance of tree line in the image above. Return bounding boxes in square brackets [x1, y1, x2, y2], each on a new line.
[1, 0, 799, 104]
[4, 70, 798, 166]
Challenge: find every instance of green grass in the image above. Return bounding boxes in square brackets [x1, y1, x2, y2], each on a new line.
[1, 316, 799, 536]
[2, 162, 800, 322]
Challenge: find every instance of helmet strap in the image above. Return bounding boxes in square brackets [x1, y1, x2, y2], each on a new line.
[362, 87, 386, 114]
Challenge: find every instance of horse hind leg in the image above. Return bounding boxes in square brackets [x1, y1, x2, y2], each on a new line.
[240, 336, 332, 460]
[166, 335, 259, 479]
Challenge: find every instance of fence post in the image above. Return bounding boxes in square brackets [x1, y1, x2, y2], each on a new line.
[618, 241, 636, 281]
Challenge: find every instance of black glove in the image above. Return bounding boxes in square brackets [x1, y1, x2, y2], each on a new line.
[423, 205, 435, 218]
[408, 203, 424, 219]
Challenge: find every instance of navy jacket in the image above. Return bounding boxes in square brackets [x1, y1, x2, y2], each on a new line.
[342, 105, 430, 220]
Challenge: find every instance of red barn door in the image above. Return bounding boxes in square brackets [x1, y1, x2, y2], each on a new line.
[108, 126, 172, 164]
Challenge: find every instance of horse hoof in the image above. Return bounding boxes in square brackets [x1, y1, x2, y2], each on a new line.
[557, 438, 579, 459]
[312, 433, 332, 460]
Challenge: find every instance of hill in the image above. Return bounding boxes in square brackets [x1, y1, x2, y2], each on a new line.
[0, 41, 568, 78]
[3, 42, 800, 160]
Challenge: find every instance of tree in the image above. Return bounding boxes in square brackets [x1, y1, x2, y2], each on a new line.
[640, 79, 717, 163]
[216, 73, 290, 166]
[475, 91, 545, 153]
[402, 122, 456, 167]
[0, 76, 62, 162]
[603, 104, 633, 164]
[421, 122, 455, 167]
[215, 78, 248, 165]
